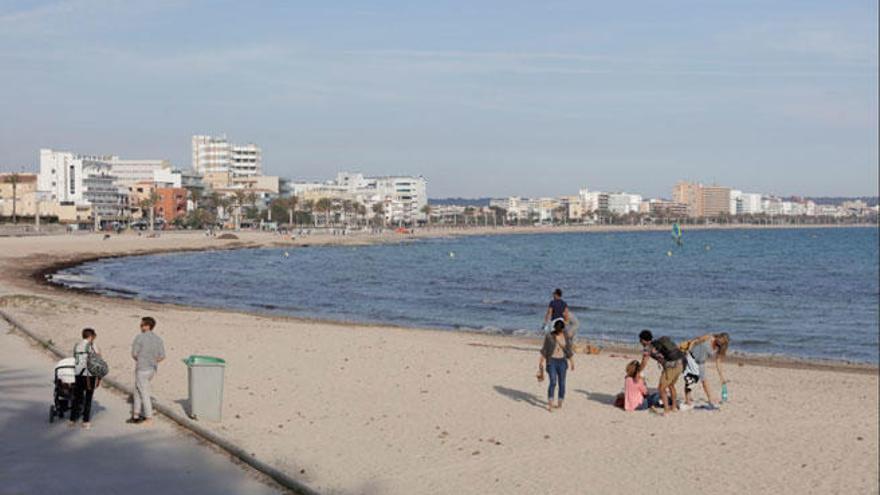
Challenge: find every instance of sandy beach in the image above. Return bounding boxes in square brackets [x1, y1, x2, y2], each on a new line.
[1, 229, 877, 495]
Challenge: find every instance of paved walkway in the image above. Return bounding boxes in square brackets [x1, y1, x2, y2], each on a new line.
[0, 323, 281, 495]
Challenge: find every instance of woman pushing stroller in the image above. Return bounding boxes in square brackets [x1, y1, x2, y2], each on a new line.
[69, 328, 102, 429]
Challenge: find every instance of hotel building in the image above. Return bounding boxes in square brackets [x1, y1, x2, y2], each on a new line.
[192, 135, 262, 178]
[38, 149, 126, 220]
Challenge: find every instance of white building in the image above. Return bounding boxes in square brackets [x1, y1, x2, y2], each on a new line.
[739, 193, 763, 214]
[293, 172, 428, 225]
[763, 197, 784, 216]
[230, 143, 262, 177]
[152, 168, 183, 188]
[192, 135, 262, 178]
[729, 189, 743, 215]
[192, 135, 230, 174]
[579, 188, 603, 213]
[108, 158, 173, 187]
[38, 149, 126, 220]
[489, 197, 529, 221]
[606, 193, 642, 215]
[368, 176, 428, 225]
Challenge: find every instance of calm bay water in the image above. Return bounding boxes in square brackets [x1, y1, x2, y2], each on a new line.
[55, 227, 879, 363]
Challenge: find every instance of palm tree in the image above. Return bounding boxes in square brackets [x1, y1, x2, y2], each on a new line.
[341, 199, 354, 227]
[190, 188, 203, 210]
[301, 199, 316, 226]
[356, 202, 367, 227]
[2, 173, 20, 224]
[421, 204, 432, 226]
[216, 195, 233, 227]
[489, 206, 506, 227]
[463, 206, 475, 226]
[286, 196, 298, 226]
[315, 198, 333, 227]
[139, 191, 161, 232]
[231, 191, 247, 230]
[372, 202, 385, 228]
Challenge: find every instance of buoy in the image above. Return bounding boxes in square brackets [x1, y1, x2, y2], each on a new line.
[283, 251, 289, 257]
[449, 251, 455, 258]
[666, 251, 673, 257]
[704, 245, 711, 251]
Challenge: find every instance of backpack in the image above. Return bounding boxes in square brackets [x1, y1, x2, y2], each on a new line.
[653, 336, 684, 363]
[86, 342, 109, 378]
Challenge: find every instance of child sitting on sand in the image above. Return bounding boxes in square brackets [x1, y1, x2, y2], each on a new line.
[615, 360, 662, 411]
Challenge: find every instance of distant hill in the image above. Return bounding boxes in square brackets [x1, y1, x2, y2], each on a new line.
[429, 197, 492, 207]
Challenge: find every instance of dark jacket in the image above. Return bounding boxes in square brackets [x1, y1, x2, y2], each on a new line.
[541, 331, 573, 360]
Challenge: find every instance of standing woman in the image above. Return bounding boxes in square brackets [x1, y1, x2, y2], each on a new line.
[682, 332, 730, 407]
[70, 328, 101, 429]
[538, 320, 574, 412]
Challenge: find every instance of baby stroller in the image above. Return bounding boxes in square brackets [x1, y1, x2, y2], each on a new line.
[50, 357, 76, 423]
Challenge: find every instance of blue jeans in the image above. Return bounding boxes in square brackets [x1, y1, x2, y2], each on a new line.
[547, 358, 568, 401]
[636, 392, 662, 411]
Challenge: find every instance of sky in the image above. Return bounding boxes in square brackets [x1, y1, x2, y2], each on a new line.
[0, 0, 877, 198]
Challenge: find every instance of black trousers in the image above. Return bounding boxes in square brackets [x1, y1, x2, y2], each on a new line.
[71, 375, 96, 422]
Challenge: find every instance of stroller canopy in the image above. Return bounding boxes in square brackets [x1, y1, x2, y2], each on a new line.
[54, 357, 76, 384]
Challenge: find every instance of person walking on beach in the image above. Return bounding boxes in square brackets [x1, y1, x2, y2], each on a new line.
[538, 320, 574, 412]
[128, 316, 165, 425]
[70, 328, 101, 429]
[680, 333, 730, 408]
[638, 330, 684, 416]
[543, 288, 570, 327]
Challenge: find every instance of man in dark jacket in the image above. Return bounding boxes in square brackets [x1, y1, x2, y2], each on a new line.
[638, 329, 683, 415]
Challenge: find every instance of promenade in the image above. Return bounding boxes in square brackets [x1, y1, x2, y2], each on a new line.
[0, 321, 280, 495]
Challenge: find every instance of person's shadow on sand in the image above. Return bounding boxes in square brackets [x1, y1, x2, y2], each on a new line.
[493, 385, 548, 410]
[572, 389, 617, 405]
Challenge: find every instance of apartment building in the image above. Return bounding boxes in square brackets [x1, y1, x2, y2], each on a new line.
[701, 186, 731, 217]
[489, 196, 529, 221]
[38, 149, 126, 220]
[649, 199, 688, 217]
[0, 173, 38, 217]
[191, 135, 231, 174]
[230, 144, 262, 177]
[155, 188, 188, 223]
[606, 193, 642, 215]
[108, 158, 174, 187]
[292, 172, 428, 224]
[739, 193, 763, 214]
[672, 181, 703, 218]
[192, 135, 262, 178]
[673, 181, 733, 217]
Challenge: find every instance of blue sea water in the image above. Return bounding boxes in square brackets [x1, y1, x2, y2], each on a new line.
[55, 227, 879, 363]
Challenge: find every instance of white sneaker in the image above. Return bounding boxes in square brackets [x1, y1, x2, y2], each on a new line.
[679, 403, 694, 411]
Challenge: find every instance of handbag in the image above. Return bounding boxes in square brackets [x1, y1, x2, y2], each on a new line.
[86, 342, 110, 378]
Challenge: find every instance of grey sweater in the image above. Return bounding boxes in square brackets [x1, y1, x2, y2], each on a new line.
[540, 332, 573, 360]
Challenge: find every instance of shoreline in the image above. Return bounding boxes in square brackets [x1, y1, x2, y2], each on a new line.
[1, 229, 877, 494]
[25, 229, 880, 374]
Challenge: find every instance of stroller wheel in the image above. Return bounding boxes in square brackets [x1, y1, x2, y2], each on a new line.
[49, 405, 56, 423]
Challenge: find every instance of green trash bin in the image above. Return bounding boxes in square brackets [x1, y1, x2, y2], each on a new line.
[182, 355, 226, 421]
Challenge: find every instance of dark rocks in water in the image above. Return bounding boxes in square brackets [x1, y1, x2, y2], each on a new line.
[218, 233, 239, 240]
